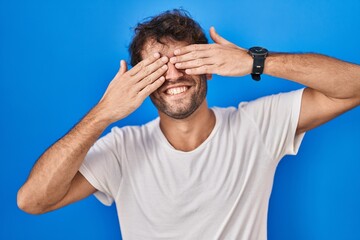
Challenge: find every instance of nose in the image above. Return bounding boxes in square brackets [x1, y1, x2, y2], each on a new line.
[165, 62, 184, 81]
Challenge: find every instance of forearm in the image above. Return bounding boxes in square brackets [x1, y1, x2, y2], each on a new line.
[18, 55, 167, 214]
[264, 53, 360, 100]
[17, 105, 111, 213]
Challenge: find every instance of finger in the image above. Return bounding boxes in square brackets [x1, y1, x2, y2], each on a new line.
[129, 52, 161, 76]
[210, 27, 235, 46]
[139, 76, 166, 98]
[135, 64, 168, 91]
[119, 60, 127, 75]
[132, 56, 168, 83]
[210, 27, 246, 51]
[185, 65, 215, 75]
[174, 57, 214, 70]
[173, 44, 213, 56]
[170, 50, 212, 64]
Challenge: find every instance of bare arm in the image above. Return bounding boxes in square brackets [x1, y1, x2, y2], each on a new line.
[171, 27, 360, 134]
[264, 53, 360, 134]
[17, 107, 108, 214]
[17, 54, 169, 214]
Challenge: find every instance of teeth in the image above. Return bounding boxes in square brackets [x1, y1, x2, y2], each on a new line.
[166, 86, 188, 95]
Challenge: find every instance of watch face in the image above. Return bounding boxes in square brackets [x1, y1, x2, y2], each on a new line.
[249, 47, 268, 56]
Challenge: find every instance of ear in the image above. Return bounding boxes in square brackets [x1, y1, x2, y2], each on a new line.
[206, 74, 212, 80]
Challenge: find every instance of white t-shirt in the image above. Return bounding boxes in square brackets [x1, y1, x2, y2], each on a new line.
[79, 89, 305, 240]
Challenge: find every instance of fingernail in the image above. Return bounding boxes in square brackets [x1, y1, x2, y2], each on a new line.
[185, 69, 191, 74]
[170, 57, 176, 63]
[153, 52, 160, 58]
[161, 56, 168, 62]
[174, 49, 180, 55]
[159, 76, 165, 81]
[162, 65, 168, 70]
[175, 63, 181, 68]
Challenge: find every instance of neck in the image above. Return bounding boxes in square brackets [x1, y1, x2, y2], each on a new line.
[159, 100, 216, 152]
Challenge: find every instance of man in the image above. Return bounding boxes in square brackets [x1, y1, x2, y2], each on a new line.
[17, 9, 359, 239]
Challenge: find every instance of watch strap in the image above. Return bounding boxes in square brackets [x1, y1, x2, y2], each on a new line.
[251, 73, 261, 81]
[251, 55, 266, 81]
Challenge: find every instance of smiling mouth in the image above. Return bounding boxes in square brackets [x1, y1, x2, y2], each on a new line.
[165, 86, 190, 95]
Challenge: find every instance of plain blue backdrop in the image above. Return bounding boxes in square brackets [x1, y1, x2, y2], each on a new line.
[1, 0, 359, 239]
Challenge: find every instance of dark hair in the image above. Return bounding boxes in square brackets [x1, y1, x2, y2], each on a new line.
[129, 9, 208, 66]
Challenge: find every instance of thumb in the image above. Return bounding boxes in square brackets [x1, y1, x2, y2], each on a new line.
[210, 26, 234, 46]
[118, 60, 128, 75]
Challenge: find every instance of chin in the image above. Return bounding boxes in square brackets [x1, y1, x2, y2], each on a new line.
[162, 108, 197, 120]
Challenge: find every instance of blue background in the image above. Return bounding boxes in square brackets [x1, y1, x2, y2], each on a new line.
[1, 0, 359, 239]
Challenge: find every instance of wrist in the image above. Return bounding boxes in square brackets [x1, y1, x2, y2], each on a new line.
[244, 53, 253, 75]
[88, 103, 115, 128]
[263, 53, 284, 77]
[263, 54, 274, 75]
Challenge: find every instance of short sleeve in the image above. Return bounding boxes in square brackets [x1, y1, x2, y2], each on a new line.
[79, 127, 123, 206]
[239, 89, 305, 162]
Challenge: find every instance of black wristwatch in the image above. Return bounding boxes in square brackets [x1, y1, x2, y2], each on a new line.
[248, 46, 268, 81]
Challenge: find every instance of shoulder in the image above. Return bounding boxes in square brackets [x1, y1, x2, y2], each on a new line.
[238, 88, 304, 110]
[110, 117, 160, 142]
[211, 89, 304, 131]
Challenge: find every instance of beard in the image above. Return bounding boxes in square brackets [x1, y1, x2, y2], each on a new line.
[150, 75, 207, 119]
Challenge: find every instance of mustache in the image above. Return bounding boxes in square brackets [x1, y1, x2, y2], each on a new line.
[158, 76, 195, 91]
